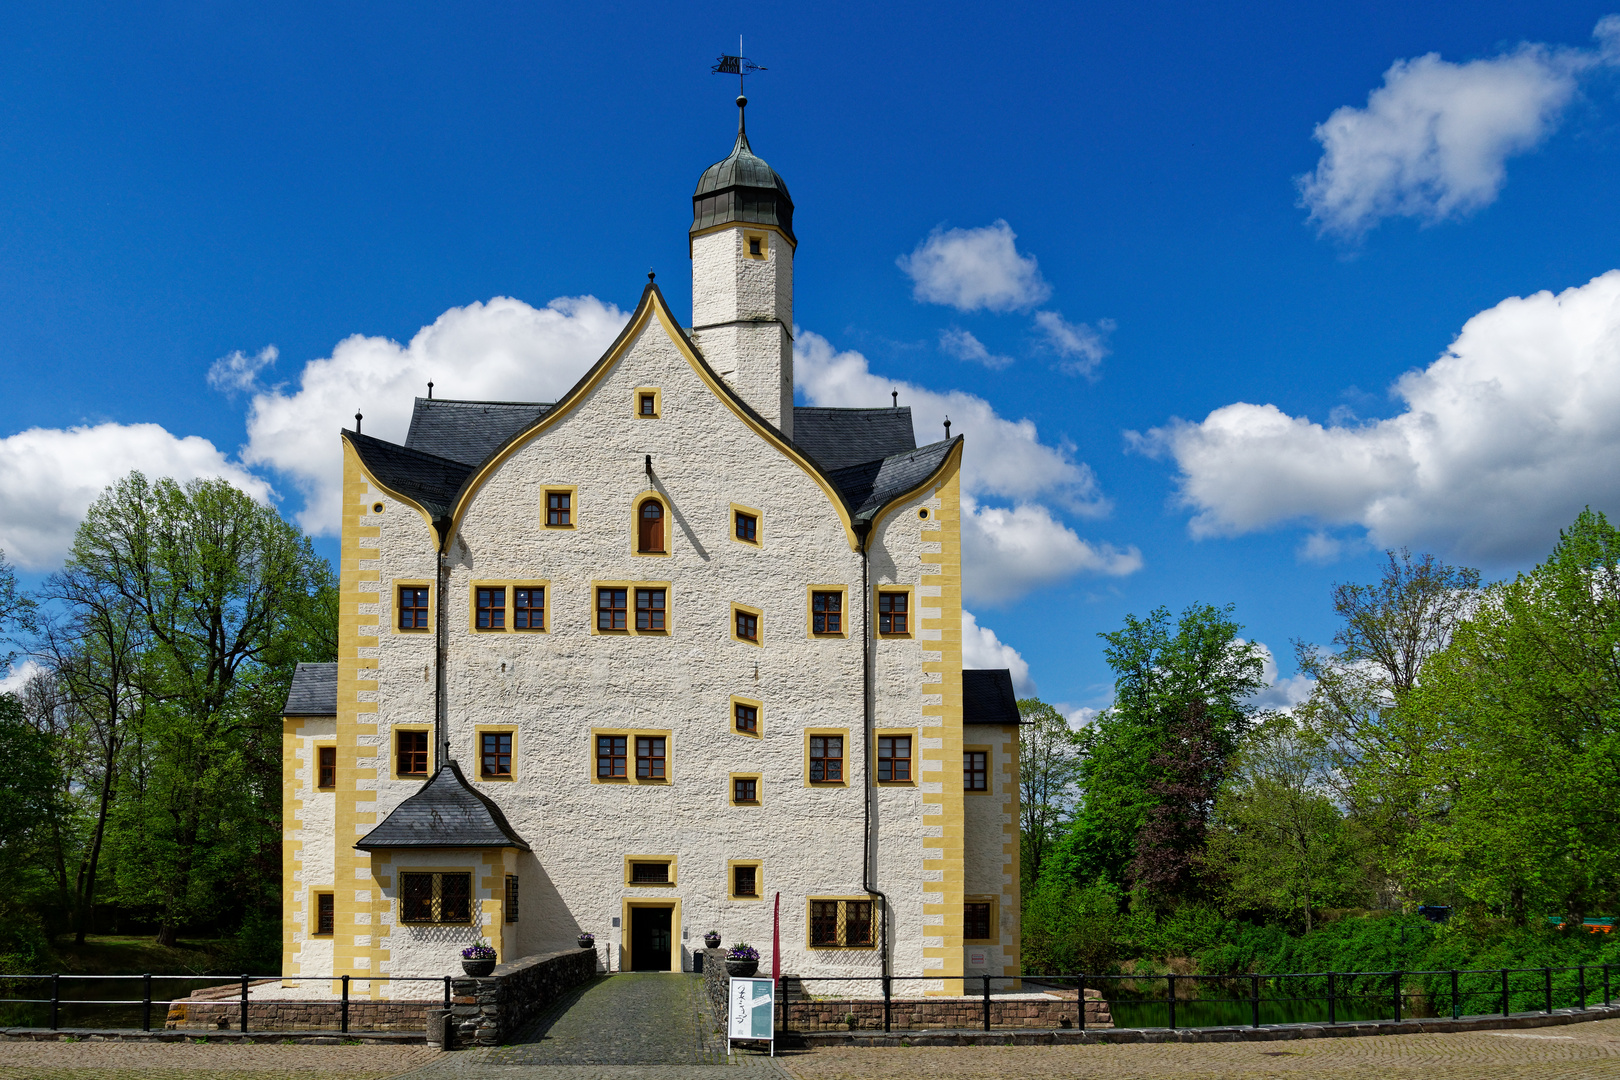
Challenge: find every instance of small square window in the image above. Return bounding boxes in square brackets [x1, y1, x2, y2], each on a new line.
[735, 609, 758, 642]
[965, 751, 988, 792]
[812, 591, 843, 635]
[640, 393, 657, 415]
[749, 237, 762, 256]
[734, 864, 758, 897]
[965, 902, 993, 941]
[317, 746, 336, 790]
[734, 776, 758, 804]
[735, 511, 757, 543]
[547, 491, 573, 527]
[514, 587, 545, 630]
[636, 736, 666, 780]
[598, 588, 628, 631]
[476, 587, 506, 630]
[397, 730, 429, 777]
[877, 735, 912, 782]
[809, 735, 844, 783]
[315, 893, 334, 936]
[505, 874, 520, 923]
[635, 588, 665, 631]
[398, 586, 430, 630]
[878, 592, 909, 635]
[596, 735, 627, 779]
[481, 732, 512, 778]
[734, 702, 758, 735]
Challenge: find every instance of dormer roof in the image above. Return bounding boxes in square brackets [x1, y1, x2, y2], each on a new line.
[355, 760, 531, 851]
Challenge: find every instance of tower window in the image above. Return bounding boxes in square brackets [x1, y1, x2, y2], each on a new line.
[317, 746, 337, 790]
[745, 232, 767, 259]
[749, 238, 761, 256]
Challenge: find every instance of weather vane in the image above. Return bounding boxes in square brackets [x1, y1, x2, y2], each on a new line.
[712, 35, 766, 95]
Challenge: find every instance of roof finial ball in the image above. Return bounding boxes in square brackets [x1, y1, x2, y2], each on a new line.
[648, 269, 656, 283]
[427, 380, 434, 400]
[944, 416, 951, 439]
[355, 411, 362, 435]
[892, 390, 898, 408]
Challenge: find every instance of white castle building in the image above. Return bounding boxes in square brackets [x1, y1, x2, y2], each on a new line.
[279, 97, 1024, 994]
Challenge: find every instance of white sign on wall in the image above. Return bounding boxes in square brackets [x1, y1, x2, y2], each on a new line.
[728, 976, 775, 1055]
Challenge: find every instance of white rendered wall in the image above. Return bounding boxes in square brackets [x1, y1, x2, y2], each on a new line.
[284, 717, 335, 978]
[691, 228, 793, 435]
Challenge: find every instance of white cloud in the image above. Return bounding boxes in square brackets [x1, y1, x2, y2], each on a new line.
[897, 220, 1051, 312]
[0, 660, 44, 697]
[1139, 270, 1620, 563]
[962, 611, 1035, 696]
[1033, 311, 1114, 377]
[962, 497, 1142, 605]
[795, 330, 1104, 512]
[1299, 17, 1620, 237]
[0, 423, 272, 569]
[239, 295, 628, 534]
[939, 328, 1013, 370]
[1247, 641, 1316, 712]
[207, 346, 279, 395]
[1061, 703, 1104, 728]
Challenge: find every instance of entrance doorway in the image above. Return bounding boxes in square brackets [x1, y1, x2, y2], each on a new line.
[629, 905, 673, 971]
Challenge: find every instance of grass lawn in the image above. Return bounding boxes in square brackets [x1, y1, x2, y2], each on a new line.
[50, 935, 227, 976]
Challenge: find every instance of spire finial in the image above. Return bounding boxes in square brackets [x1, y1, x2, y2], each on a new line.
[355, 411, 363, 434]
[892, 390, 898, 408]
[648, 269, 656, 283]
[427, 380, 434, 400]
[737, 94, 747, 137]
[944, 415, 951, 439]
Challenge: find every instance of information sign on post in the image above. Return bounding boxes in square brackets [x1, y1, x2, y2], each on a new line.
[728, 976, 775, 1056]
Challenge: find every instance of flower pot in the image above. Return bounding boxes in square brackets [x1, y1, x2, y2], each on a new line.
[725, 958, 758, 977]
[462, 958, 496, 977]
[703, 935, 722, 949]
[578, 936, 595, 950]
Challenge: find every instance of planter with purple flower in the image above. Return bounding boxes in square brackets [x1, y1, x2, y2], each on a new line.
[725, 942, 759, 977]
[703, 930, 721, 949]
[578, 932, 595, 950]
[461, 941, 498, 977]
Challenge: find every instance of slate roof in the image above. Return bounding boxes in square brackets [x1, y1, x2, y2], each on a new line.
[404, 398, 551, 467]
[346, 431, 473, 521]
[828, 438, 962, 520]
[355, 760, 531, 851]
[963, 669, 1025, 725]
[793, 406, 916, 471]
[282, 662, 338, 716]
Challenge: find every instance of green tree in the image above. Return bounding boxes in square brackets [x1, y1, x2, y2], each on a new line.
[1018, 698, 1082, 894]
[1207, 714, 1357, 931]
[1397, 510, 1620, 924]
[0, 691, 63, 970]
[0, 547, 36, 667]
[1294, 549, 1479, 885]
[67, 472, 335, 944]
[1063, 604, 1266, 906]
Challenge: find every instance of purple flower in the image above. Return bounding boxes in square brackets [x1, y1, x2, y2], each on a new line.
[461, 943, 498, 960]
[726, 942, 760, 961]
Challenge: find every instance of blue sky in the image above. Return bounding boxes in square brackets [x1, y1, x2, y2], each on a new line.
[3, 2, 1620, 716]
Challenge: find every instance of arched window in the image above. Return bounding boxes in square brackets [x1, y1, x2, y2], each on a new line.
[638, 500, 665, 553]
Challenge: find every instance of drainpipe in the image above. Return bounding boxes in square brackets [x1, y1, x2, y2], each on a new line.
[434, 521, 453, 767]
[856, 520, 890, 982]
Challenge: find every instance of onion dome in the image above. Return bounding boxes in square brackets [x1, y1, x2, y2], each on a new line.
[691, 96, 796, 245]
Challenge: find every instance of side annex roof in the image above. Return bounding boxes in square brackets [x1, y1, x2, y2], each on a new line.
[404, 398, 551, 466]
[792, 406, 916, 470]
[345, 432, 472, 521]
[282, 662, 338, 716]
[827, 438, 962, 521]
[355, 760, 531, 851]
[963, 669, 1026, 725]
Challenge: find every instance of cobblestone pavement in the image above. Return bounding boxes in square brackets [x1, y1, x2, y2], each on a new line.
[396, 972, 787, 1079]
[0, 1040, 435, 1080]
[785, 1016, 1620, 1079]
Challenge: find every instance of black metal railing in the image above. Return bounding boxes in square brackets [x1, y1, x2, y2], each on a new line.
[0, 973, 455, 1034]
[776, 963, 1619, 1034]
